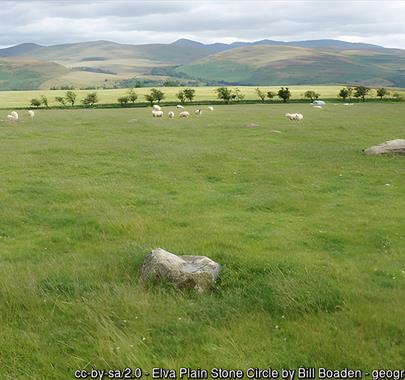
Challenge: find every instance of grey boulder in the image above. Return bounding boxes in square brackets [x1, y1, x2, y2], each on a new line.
[139, 248, 220, 293]
[364, 139, 405, 155]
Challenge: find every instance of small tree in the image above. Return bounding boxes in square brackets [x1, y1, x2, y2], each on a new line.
[31, 98, 41, 108]
[215, 87, 232, 103]
[183, 88, 196, 102]
[145, 94, 154, 106]
[376, 88, 388, 100]
[278, 87, 291, 102]
[150, 88, 165, 104]
[55, 96, 66, 106]
[255, 88, 266, 103]
[118, 96, 129, 106]
[354, 86, 369, 101]
[127, 89, 138, 103]
[304, 90, 320, 101]
[40, 95, 49, 108]
[177, 90, 186, 103]
[347, 87, 354, 102]
[339, 88, 349, 101]
[82, 92, 98, 106]
[232, 88, 245, 102]
[65, 91, 77, 106]
[267, 91, 276, 100]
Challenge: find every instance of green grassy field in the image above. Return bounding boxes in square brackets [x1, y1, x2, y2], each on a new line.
[1, 103, 404, 379]
[0, 85, 404, 109]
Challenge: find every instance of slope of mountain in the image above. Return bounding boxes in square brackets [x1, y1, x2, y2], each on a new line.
[0, 38, 404, 89]
[176, 45, 405, 87]
[0, 58, 68, 90]
[0, 43, 44, 57]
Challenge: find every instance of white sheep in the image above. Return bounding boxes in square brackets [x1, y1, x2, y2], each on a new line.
[152, 110, 163, 117]
[285, 113, 303, 121]
[28, 110, 35, 119]
[179, 111, 190, 118]
[5, 111, 19, 122]
[6, 114, 18, 122]
[152, 105, 161, 111]
[177, 105, 184, 109]
[168, 111, 175, 118]
[195, 109, 202, 115]
[208, 106, 214, 111]
[313, 105, 323, 109]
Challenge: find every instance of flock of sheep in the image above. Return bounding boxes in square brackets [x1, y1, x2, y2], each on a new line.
[151, 104, 214, 118]
[2, 110, 34, 122]
[150, 103, 310, 122]
[283, 100, 326, 119]
[2, 100, 335, 124]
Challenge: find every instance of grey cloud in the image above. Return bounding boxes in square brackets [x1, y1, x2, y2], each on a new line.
[0, 1, 405, 48]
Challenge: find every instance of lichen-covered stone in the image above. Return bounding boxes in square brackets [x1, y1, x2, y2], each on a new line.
[364, 139, 405, 155]
[139, 248, 220, 293]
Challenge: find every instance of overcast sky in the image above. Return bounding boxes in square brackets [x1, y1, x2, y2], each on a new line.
[1, 0, 405, 49]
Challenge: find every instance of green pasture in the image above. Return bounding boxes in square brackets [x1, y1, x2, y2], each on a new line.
[0, 103, 404, 379]
[1, 85, 404, 109]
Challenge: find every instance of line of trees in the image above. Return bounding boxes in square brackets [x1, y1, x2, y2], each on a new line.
[117, 89, 138, 105]
[30, 90, 99, 108]
[337, 86, 404, 101]
[28, 85, 404, 108]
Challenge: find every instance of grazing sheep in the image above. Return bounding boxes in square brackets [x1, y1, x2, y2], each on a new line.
[179, 111, 190, 118]
[195, 109, 202, 115]
[6, 114, 18, 122]
[152, 110, 163, 117]
[5, 111, 19, 122]
[177, 105, 184, 109]
[28, 110, 35, 119]
[285, 113, 303, 121]
[208, 106, 214, 111]
[152, 105, 161, 111]
[168, 111, 175, 118]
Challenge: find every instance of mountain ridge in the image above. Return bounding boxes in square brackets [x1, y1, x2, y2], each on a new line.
[0, 38, 404, 90]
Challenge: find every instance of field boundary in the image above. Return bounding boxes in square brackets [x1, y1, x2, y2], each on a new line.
[1, 97, 404, 110]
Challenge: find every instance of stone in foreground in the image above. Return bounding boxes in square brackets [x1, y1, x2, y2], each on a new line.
[139, 248, 220, 293]
[364, 139, 405, 155]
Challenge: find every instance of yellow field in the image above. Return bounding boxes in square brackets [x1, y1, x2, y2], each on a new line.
[0, 85, 404, 108]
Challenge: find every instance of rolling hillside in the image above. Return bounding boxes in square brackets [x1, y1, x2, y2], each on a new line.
[1, 38, 405, 89]
[176, 45, 405, 87]
[0, 58, 68, 90]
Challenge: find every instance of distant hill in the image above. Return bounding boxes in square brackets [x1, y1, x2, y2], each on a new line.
[0, 43, 44, 57]
[0, 38, 404, 90]
[176, 45, 405, 87]
[0, 58, 68, 90]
